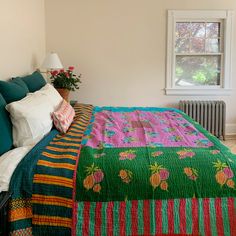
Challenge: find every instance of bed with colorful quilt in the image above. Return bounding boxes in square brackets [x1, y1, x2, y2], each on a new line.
[8, 103, 236, 236]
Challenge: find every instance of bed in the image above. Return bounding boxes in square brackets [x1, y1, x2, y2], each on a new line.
[7, 103, 236, 236]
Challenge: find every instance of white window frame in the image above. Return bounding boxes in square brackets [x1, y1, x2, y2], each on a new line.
[166, 10, 234, 96]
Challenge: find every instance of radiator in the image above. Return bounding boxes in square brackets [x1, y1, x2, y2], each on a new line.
[179, 100, 226, 140]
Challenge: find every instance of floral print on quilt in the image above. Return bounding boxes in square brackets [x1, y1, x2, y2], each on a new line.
[86, 110, 213, 148]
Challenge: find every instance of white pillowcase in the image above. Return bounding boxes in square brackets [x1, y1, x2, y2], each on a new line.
[0, 145, 33, 192]
[30, 83, 63, 110]
[6, 92, 53, 147]
[6, 84, 63, 147]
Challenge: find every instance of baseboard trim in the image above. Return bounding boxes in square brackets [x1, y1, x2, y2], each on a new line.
[226, 124, 236, 136]
[225, 134, 236, 140]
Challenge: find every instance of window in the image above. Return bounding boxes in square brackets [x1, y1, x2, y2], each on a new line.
[166, 10, 234, 95]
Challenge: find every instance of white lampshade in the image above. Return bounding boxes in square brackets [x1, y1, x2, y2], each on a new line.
[41, 52, 63, 69]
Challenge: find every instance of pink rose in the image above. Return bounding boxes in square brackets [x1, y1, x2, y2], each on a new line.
[68, 66, 75, 71]
[65, 72, 69, 78]
[50, 70, 58, 76]
[59, 69, 64, 73]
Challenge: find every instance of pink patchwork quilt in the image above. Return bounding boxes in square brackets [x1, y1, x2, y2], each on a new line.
[87, 110, 213, 148]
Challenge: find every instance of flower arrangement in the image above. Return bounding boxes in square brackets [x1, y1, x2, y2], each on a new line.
[50, 66, 81, 91]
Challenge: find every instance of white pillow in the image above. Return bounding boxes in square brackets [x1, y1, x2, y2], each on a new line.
[6, 92, 54, 147]
[0, 145, 33, 192]
[31, 83, 63, 110]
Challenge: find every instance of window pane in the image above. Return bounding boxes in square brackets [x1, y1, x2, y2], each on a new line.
[175, 38, 190, 53]
[206, 39, 220, 53]
[176, 23, 190, 38]
[190, 38, 205, 53]
[175, 56, 221, 86]
[190, 23, 205, 38]
[206, 23, 220, 38]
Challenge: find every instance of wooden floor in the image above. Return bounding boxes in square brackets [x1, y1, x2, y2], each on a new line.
[223, 139, 236, 154]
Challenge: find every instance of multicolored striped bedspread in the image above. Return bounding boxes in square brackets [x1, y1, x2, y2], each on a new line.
[8, 104, 236, 236]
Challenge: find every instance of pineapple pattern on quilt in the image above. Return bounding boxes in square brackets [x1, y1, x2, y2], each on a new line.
[177, 149, 195, 159]
[119, 169, 133, 184]
[213, 159, 235, 189]
[83, 163, 104, 193]
[76, 107, 236, 203]
[119, 150, 137, 160]
[149, 163, 169, 191]
[211, 150, 220, 155]
[184, 167, 198, 181]
[151, 151, 163, 157]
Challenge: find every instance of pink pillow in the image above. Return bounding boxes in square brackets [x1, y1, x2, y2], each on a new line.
[52, 100, 75, 133]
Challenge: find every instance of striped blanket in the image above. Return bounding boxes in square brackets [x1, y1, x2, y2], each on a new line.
[8, 104, 236, 236]
[9, 104, 92, 235]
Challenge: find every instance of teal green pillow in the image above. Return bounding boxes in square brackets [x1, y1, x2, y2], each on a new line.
[12, 77, 29, 90]
[0, 78, 29, 104]
[0, 93, 13, 156]
[18, 71, 46, 92]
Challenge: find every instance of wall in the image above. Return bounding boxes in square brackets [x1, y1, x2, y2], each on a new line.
[45, 0, 236, 134]
[0, 0, 46, 80]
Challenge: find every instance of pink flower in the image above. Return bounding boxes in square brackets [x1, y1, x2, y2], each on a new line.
[50, 70, 58, 76]
[59, 69, 64, 73]
[151, 151, 163, 157]
[119, 152, 128, 158]
[93, 170, 104, 183]
[223, 167, 234, 179]
[127, 153, 136, 160]
[119, 151, 136, 160]
[159, 169, 169, 180]
[68, 66, 75, 71]
[186, 152, 195, 157]
[179, 151, 195, 159]
[65, 72, 69, 78]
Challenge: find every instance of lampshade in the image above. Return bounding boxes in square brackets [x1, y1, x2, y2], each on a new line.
[41, 52, 63, 69]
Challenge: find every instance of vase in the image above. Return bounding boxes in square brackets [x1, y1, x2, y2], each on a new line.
[56, 88, 70, 102]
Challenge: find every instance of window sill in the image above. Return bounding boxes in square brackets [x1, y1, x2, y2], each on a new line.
[165, 88, 232, 96]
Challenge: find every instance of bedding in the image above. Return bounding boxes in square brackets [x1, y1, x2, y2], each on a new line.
[0, 145, 33, 192]
[0, 78, 29, 103]
[14, 71, 46, 92]
[36, 83, 63, 110]
[52, 99, 75, 133]
[8, 104, 236, 236]
[0, 94, 13, 155]
[6, 90, 55, 147]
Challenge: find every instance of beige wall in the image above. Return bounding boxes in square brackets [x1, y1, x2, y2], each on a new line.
[0, 0, 46, 80]
[45, 0, 236, 134]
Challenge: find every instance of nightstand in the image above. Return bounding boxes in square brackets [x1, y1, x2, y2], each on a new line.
[0, 192, 11, 236]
